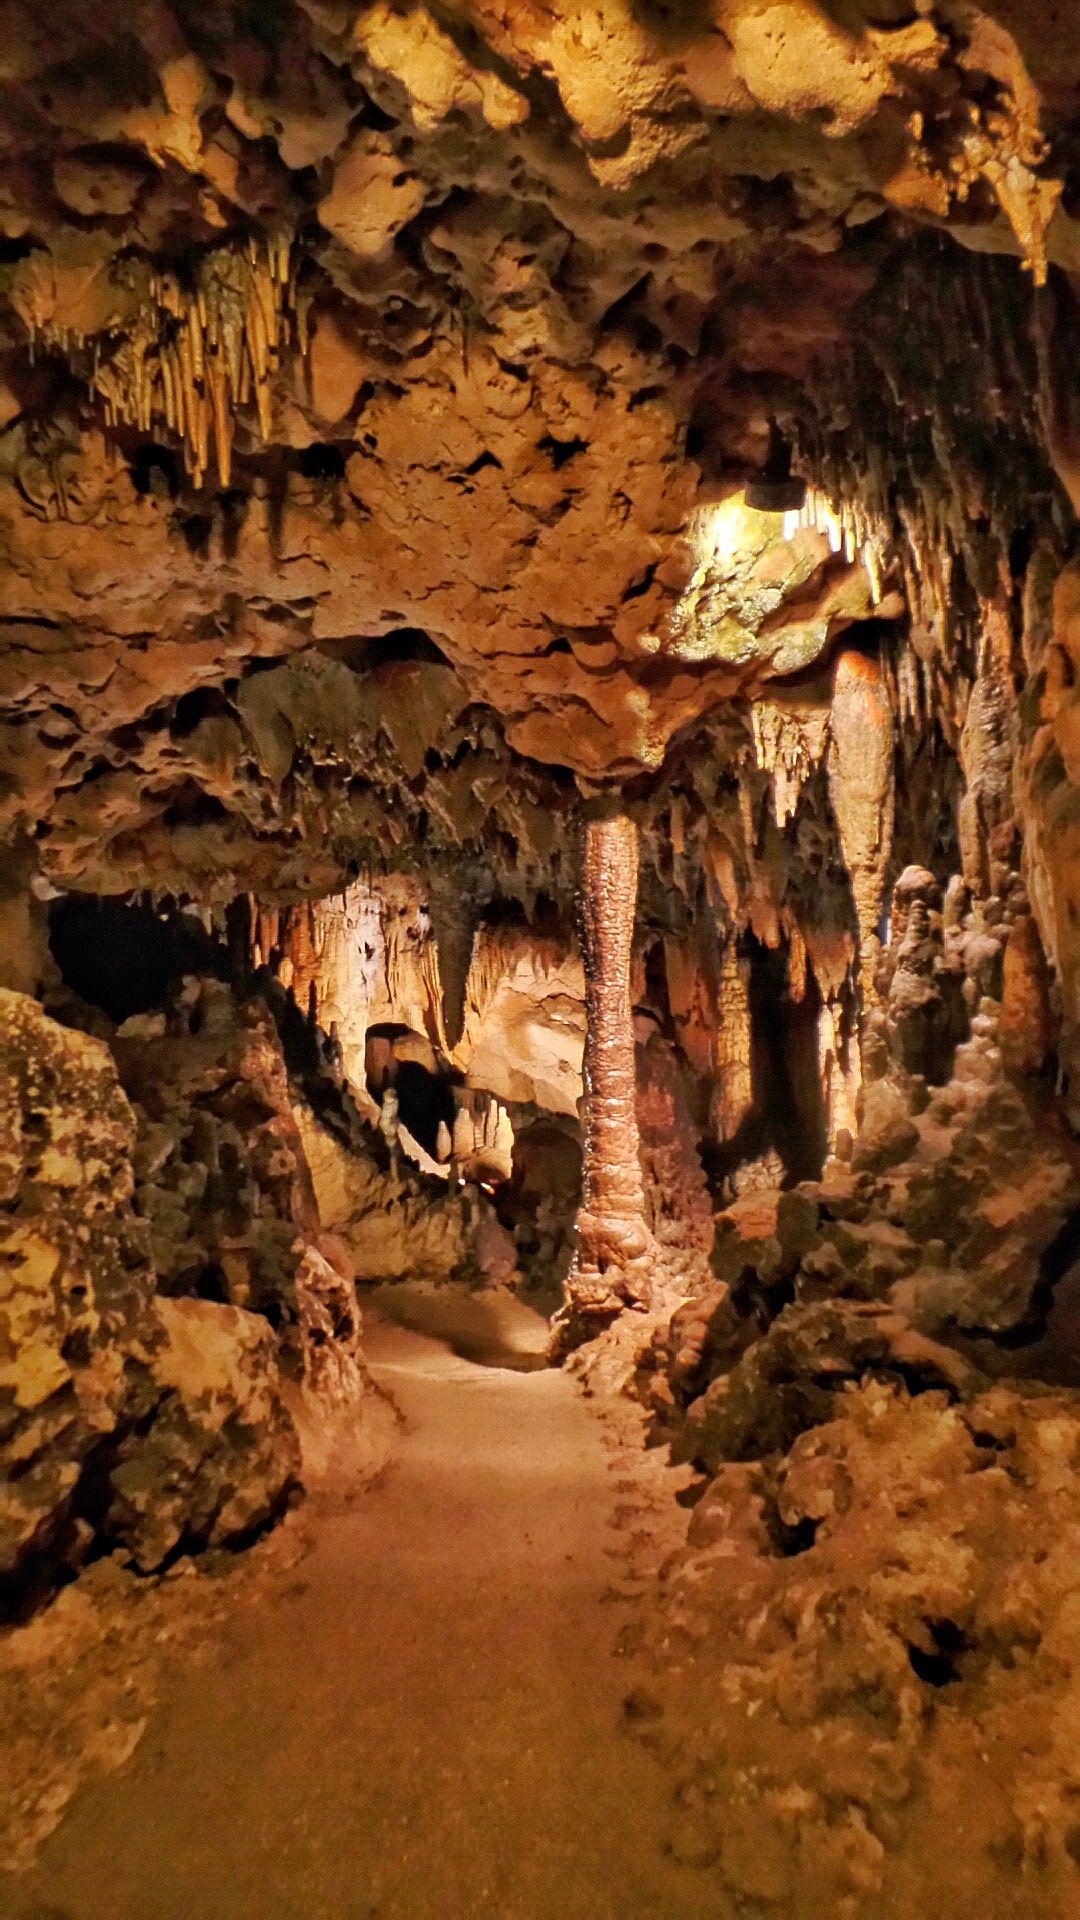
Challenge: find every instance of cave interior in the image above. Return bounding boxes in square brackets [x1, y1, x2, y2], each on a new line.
[5, 3, 1080, 1915]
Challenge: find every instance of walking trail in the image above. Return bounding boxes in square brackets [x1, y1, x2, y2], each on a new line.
[10, 1288, 711, 1920]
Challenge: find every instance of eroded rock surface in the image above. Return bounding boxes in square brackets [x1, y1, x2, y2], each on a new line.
[640, 1378, 1080, 1918]
[0, 990, 300, 1599]
[0, 989, 161, 1589]
[0, 2, 1073, 913]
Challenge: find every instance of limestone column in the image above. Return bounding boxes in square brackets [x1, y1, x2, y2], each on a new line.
[554, 804, 653, 1349]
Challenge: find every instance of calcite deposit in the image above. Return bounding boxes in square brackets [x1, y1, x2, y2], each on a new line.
[0, 0, 1070, 912]
[555, 808, 655, 1343]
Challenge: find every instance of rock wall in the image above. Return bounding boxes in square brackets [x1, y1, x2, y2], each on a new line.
[640, 1375, 1080, 1917]
[0, 990, 300, 1601]
[105, 976, 368, 1414]
[630, 828, 1080, 1913]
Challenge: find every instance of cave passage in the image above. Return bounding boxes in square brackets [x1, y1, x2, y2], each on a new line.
[12, 1295, 707, 1920]
[727, 933, 830, 1187]
[7, 6, 1080, 1917]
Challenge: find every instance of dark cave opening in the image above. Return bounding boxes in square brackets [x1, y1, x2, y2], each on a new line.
[748, 937, 828, 1184]
[393, 1060, 458, 1157]
[48, 895, 218, 1022]
[364, 1021, 458, 1157]
[707, 933, 828, 1192]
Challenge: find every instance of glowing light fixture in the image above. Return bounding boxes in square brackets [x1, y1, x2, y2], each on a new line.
[744, 420, 807, 515]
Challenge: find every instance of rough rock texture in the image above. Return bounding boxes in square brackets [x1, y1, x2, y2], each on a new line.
[637, 1031, 714, 1301]
[645, 857, 1080, 1450]
[105, 975, 366, 1408]
[0, 988, 161, 1587]
[631, 833, 1080, 1911]
[556, 810, 655, 1346]
[0, 989, 299, 1598]
[30, 965, 372, 1420]
[0, 1, 1074, 919]
[113, 981, 321, 1303]
[105, 1294, 299, 1574]
[639, 1377, 1080, 1918]
[294, 1095, 482, 1286]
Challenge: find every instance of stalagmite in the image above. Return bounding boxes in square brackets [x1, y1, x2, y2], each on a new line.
[552, 805, 653, 1351]
[817, 995, 859, 1148]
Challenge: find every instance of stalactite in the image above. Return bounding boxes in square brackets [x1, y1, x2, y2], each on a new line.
[710, 933, 752, 1144]
[827, 648, 895, 1008]
[752, 699, 829, 828]
[25, 231, 297, 489]
[793, 244, 1059, 702]
[553, 807, 653, 1350]
[427, 872, 482, 1053]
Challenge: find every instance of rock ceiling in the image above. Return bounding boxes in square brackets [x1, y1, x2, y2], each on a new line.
[0, 0, 1078, 898]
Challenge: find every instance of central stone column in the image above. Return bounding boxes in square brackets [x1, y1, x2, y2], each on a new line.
[553, 803, 653, 1352]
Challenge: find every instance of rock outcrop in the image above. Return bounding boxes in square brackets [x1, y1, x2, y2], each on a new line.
[639, 1376, 1080, 1918]
[0, 990, 299, 1601]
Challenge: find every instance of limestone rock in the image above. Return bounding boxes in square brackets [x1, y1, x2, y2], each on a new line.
[0, 990, 160, 1586]
[105, 1296, 299, 1572]
[0, 988, 305, 1595]
[112, 978, 320, 1315]
[642, 1379, 1080, 1918]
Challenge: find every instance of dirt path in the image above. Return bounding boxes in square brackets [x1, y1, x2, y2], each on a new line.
[9, 1291, 712, 1920]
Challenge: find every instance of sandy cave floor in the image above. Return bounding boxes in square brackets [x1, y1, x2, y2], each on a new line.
[3, 1287, 711, 1920]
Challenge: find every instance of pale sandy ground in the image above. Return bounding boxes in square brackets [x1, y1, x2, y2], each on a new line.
[6, 1287, 715, 1920]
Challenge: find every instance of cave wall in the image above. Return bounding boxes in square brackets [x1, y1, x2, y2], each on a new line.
[0, 985, 303, 1600]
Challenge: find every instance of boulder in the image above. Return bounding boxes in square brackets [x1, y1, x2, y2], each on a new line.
[105, 1296, 299, 1572]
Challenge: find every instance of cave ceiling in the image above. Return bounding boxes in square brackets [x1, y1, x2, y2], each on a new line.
[0, 0, 1077, 903]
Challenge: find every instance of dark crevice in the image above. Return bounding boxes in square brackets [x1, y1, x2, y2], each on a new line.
[537, 433, 587, 470]
[907, 1619, 970, 1687]
[297, 442, 347, 481]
